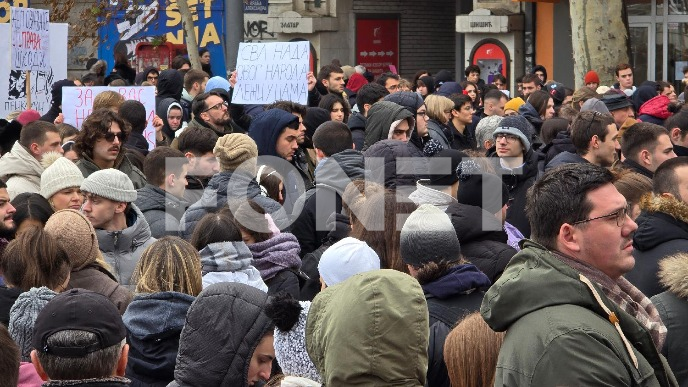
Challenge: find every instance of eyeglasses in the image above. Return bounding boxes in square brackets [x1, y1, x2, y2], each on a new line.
[572, 206, 629, 228]
[416, 110, 428, 118]
[204, 101, 228, 112]
[495, 133, 520, 142]
[103, 131, 125, 142]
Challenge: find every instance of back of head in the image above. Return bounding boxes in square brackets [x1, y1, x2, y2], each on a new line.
[621, 122, 669, 162]
[306, 269, 428, 386]
[312, 121, 353, 157]
[174, 282, 273, 386]
[383, 91, 423, 116]
[570, 111, 614, 155]
[527, 90, 550, 116]
[572, 87, 599, 110]
[157, 69, 184, 100]
[540, 117, 569, 145]
[213, 133, 259, 174]
[118, 100, 147, 133]
[132, 236, 202, 296]
[475, 115, 503, 149]
[190, 211, 242, 249]
[425, 94, 454, 122]
[318, 237, 380, 286]
[92, 91, 125, 112]
[527, 163, 613, 249]
[652, 156, 688, 197]
[612, 168, 652, 210]
[664, 110, 688, 136]
[44, 209, 101, 271]
[10, 192, 53, 236]
[19, 120, 57, 149]
[176, 125, 219, 155]
[400, 204, 461, 268]
[143, 146, 187, 186]
[303, 107, 330, 142]
[0, 325, 19, 387]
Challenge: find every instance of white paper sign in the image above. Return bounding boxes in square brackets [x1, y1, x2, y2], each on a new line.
[233, 41, 309, 105]
[62, 86, 157, 150]
[11, 7, 50, 71]
[0, 23, 67, 117]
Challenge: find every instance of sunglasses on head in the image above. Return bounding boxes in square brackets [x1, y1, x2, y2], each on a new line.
[103, 131, 125, 142]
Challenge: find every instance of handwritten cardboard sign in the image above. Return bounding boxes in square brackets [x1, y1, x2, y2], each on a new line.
[62, 86, 157, 150]
[11, 7, 50, 71]
[233, 41, 309, 105]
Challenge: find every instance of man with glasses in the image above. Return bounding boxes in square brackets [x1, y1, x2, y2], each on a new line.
[74, 108, 146, 189]
[627, 157, 688, 298]
[186, 91, 238, 138]
[482, 163, 676, 386]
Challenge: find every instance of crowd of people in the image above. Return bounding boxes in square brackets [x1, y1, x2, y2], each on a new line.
[0, 54, 688, 386]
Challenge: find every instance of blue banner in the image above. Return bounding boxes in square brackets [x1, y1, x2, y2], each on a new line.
[98, 0, 226, 78]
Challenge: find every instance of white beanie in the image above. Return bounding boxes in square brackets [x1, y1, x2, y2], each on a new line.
[318, 237, 380, 286]
[40, 152, 83, 199]
[80, 169, 137, 203]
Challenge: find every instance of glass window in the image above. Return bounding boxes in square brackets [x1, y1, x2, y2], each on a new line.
[656, 23, 664, 81]
[668, 23, 688, 91]
[629, 26, 649, 85]
[657, 0, 664, 15]
[669, 0, 688, 14]
[627, 0, 652, 15]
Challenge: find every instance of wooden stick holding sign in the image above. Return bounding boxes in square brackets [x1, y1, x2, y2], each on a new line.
[26, 71, 31, 108]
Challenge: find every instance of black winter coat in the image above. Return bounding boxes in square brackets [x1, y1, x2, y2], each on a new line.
[363, 139, 426, 196]
[490, 149, 539, 238]
[135, 185, 188, 239]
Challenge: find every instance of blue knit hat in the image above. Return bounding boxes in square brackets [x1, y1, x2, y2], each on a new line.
[205, 76, 231, 92]
[492, 115, 533, 152]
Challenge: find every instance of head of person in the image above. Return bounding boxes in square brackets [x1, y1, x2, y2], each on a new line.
[248, 109, 300, 162]
[92, 91, 125, 113]
[166, 103, 184, 131]
[173, 282, 275, 386]
[213, 133, 259, 178]
[397, 78, 412, 92]
[265, 101, 308, 145]
[74, 108, 130, 168]
[80, 169, 137, 231]
[527, 164, 636, 280]
[652, 156, 688, 206]
[232, 200, 275, 245]
[132, 236, 202, 296]
[570, 111, 619, 167]
[199, 48, 210, 65]
[584, 70, 600, 90]
[572, 86, 599, 111]
[312, 121, 354, 161]
[356, 82, 389, 116]
[317, 65, 345, 94]
[465, 65, 481, 84]
[460, 80, 479, 104]
[19, 120, 63, 161]
[189, 210, 243, 250]
[0, 325, 19, 386]
[183, 68, 210, 96]
[1, 225, 69, 292]
[601, 93, 634, 128]
[171, 55, 191, 71]
[143, 147, 189, 199]
[376, 72, 401, 94]
[615, 63, 634, 90]
[256, 165, 284, 205]
[303, 107, 330, 148]
[30, 289, 128, 381]
[58, 123, 79, 145]
[540, 117, 569, 146]
[318, 94, 349, 123]
[532, 65, 547, 84]
[475, 115, 503, 150]
[621, 122, 676, 173]
[144, 68, 159, 85]
[81, 73, 97, 87]
[10, 193, 54, 238]
[425, 94, 454, 125]
[503, 97, 525, 117]
[492, 73, 507, 90]
[483, 89, 508, 117]
[443, 312, 505, 387]
[192, 91, 230, 129]
[666, 110, 688, 149]
[341, 180, 386, 233]
[427, 148, 464, 198]
[658, 81, 677, 104]
[318, 237, 380, 289]
[44, 209, 103, 273]
[456, 164, 510, 223]
[118, 99, 147, 134]
[612, 169, 652, 220]
[520, 74, 541, 99]
[176, 126, 220, 177]
[493, 115, 533, 158]
[38, 152, 83, 212]
[0, 181, 17, 239]
[449, 94, 475, 126]
[383, 91, 427, 137]
[527, 90, 555, 120]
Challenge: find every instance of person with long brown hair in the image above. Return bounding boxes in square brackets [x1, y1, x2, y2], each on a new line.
[123, 236, 202, 386]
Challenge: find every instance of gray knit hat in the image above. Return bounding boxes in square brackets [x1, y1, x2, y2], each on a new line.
[274, 301, 322, 383]
[9, 287, 57, 361]
[40, 152, 84, 199]
[400, 204, 461, 266]
[492, 115, 533, 152]
[80, 169, 137, 203]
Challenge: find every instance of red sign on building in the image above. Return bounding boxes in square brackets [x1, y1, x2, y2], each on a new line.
[356, 19, 399, 77]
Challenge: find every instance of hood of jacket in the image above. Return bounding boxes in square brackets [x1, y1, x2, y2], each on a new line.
[408, 180, 457, 210]
[96, 204, 153, 253]
[314, 149, 365, 193]
[156, 69, 184, 102]
[248, 109, 299, 158]
[632, 83, 659, 112]
[638, 94, 672, 120]
[156, 97, 183, 137]
[123, 291, 194, 340]
[633, 194, 688, 251]
[363, 101, 414, 151]
[0, 141, 43, 182]
[306, 269, 428, 386]
[422, 264, 491, 299]
[199, 241, 254, 273]
[173, 282, 273, 386]
[447, 202, 508, 244]
[134, 66, 158, 85]
[347, 111, 366, 131]
[518, 102, 543, 127]
[657, 253, 688, 299]
[363, 139, 420, 191]
[135, 185, 187, 217]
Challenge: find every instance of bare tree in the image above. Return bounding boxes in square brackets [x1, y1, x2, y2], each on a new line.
[176, 0, 201, 70]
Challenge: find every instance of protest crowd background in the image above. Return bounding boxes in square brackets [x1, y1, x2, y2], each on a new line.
[3, 45, 688, 387]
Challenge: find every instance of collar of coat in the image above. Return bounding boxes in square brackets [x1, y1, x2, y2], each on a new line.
[639, 193, 688, 225]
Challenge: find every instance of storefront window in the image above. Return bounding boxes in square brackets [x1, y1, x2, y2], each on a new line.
[656, 23, 664, 81]
[657, 0, 664, 15]
[627, 0, 651, 15]
[668, 23, 688, 91]
[669, 0, 688, 14]
[630, 26, 649, 85]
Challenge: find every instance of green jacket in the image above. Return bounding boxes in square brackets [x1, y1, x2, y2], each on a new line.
[481, 240, 677, 387]
[306, 269, 429, 386]
[76, 153, 147, 190]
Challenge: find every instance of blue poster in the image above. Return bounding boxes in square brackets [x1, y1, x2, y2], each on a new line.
[98, 0, 226, 78]
[244, 0, 268, 14]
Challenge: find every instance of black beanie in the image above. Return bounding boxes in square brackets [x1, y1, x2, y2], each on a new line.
[304, 107, 331, 141]
[456, 160, 509, 214]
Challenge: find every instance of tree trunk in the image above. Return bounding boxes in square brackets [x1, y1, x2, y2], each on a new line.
[177, 0, 202, 70]
[570, 0, 629, 89]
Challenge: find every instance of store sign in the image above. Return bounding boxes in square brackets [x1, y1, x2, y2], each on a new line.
[356, 19, 399, 77]
[244, 0, 268, 14]
[456, 14, 511, 33]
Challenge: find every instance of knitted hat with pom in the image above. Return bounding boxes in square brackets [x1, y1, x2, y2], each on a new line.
[9, 287, 57, 361]
[80, 169, 137, 203]
[213, 133, 258, 174]
[40, 152, 83, 199]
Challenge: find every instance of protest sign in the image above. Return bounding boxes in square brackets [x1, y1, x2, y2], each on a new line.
[0, 22, 67, 117]
[233, 41, 309, 105]
[11, 7, 50, 71]
[62, 86, 157, 150]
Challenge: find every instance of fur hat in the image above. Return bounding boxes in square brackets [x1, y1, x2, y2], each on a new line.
[492, 115, 533, 152]
[213, 133, 258, 174]
[9, 287, 57, 361]
[44, 209, 101, 271]
[40, 152, 84, 199]
[80, 169, 137, 203]
[318, 237, 380, 287]
[584, 71, 600, 85]
[400, 204, 461, 266]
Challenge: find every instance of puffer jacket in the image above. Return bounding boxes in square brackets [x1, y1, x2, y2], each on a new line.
[96, 204, 156, 288]
[76, 152, 147, 189]
[199, 241, 267, 292]
[628, 195, 688, 297]
[0, 141, 43, 199]
[363, 101, 415, 151]
[425, 119, 452, 150]
[123, 291, 194, 387]
[482, 240, 677, 386]
[652, 254, 688, 387]
[638, 95, 672, 125]
[135, 185, 188, 239]
[363, 139, 425, 196]
[307, 270, 429, 386]
[169, 282, 273, 387]
[179, 170, 289, 239]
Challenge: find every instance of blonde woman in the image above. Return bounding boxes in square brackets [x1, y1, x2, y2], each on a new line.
[123, 236, 202, 386]
[424, 94, 454, 149]
[39, 152, 83, 211]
